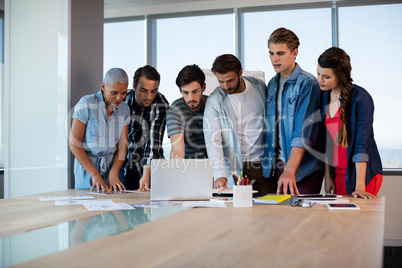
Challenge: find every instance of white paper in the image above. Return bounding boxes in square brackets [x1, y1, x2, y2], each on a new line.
[55, 199, 115, 206]
[88, 190, 141, 195]
[83, 202, 135, 211]
[39, 195, 94, 201]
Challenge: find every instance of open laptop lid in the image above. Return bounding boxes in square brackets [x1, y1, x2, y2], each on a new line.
[150, 159, 213, 201]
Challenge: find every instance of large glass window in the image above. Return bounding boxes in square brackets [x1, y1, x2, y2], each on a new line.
[156, 13, 234, 104]
[104, 20, 145, 86]
[243, 8, 332, 82]
[339, 3, 402, 169]
[102, 2, 401, 171]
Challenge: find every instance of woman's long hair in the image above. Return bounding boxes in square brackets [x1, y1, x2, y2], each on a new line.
[318, 47, 352, 148]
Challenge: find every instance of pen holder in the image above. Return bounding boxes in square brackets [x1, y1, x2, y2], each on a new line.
[233, 185, 253, 208]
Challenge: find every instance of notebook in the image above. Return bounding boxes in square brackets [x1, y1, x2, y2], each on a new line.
[254, 194, 291, 204]
[150, 159, 213, 201]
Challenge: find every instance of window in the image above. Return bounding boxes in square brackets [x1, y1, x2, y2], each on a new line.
[243, 7, 332, 82]
[104, 20, 145, 86]
[156, 13, 234, 104]
[338, 3, 402, 169]
[102, 1, 402, 171]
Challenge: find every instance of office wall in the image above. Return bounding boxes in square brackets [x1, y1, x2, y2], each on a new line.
[68, 0, 104, 189]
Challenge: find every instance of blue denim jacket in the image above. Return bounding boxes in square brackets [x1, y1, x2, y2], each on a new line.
[321, 84, 383, 194]
[204, 76, 266, 187]
[263, 64, 323, 181]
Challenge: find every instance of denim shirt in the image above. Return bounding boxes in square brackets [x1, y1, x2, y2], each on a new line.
[204, 76, 267, 187]
[72, 90, 131, 189]
[263, 64, 323, 181]
[321, 84, 383, 194]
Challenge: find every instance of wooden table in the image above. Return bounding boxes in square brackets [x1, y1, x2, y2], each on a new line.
[0, 190, 385, 268]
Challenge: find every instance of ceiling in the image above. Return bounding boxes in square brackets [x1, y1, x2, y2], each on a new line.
[104, 0, 210, 8]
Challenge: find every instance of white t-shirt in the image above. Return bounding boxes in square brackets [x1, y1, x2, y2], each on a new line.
[227, 78, 264, 162]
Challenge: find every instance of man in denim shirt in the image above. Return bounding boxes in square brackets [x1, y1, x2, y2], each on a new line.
[263, 28, 324, 195]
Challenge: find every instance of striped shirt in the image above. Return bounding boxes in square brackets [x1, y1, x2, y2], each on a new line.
[166, 97, 208, 159]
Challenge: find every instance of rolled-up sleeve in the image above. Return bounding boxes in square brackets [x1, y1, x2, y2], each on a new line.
[203, 97, 227, 180]
[291, 79, 321, 149]
[352, 93, 373, 163]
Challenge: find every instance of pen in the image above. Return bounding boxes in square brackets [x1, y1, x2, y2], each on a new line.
[232, 171, 239, 185]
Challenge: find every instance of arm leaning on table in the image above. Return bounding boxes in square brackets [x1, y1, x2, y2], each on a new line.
[167, 103, 185, 159]
[277, 147, 305, 195]
[203, 98, 228, 189]
[277, 78, 321, 195]
[351, 93, 378, 199]
[169, 133, 185, 159]
[108, 125, 129, 192]
[69, 119, 109, 192]
[139, 97, 169, 191]
[324, 157, 336, 194]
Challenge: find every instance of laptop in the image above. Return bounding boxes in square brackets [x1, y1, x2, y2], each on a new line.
[150, 159, 213, 201]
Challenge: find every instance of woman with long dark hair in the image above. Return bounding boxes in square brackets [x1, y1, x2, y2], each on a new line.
[317, 47, 382, 198]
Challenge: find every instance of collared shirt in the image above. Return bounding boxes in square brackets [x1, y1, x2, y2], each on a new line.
[72, 90, 131, 189]
[263, 63, 323, 181]
[121, 90, 169, 182]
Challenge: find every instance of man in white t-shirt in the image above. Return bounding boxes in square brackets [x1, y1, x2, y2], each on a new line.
[204, 54, 275, 192]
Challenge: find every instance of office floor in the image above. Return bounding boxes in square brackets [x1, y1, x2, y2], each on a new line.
[384, 247, 402, 267]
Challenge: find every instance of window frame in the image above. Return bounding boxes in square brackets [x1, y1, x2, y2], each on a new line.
[102, 0, 402, 175]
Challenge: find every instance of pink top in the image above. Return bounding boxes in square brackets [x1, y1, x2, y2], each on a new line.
[325, 107, 347, 174]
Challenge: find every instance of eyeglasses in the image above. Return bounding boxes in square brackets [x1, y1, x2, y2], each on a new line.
[290, 196, 315, 208]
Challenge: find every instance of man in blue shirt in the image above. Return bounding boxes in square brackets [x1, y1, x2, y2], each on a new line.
[263, 28, 324, 195]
